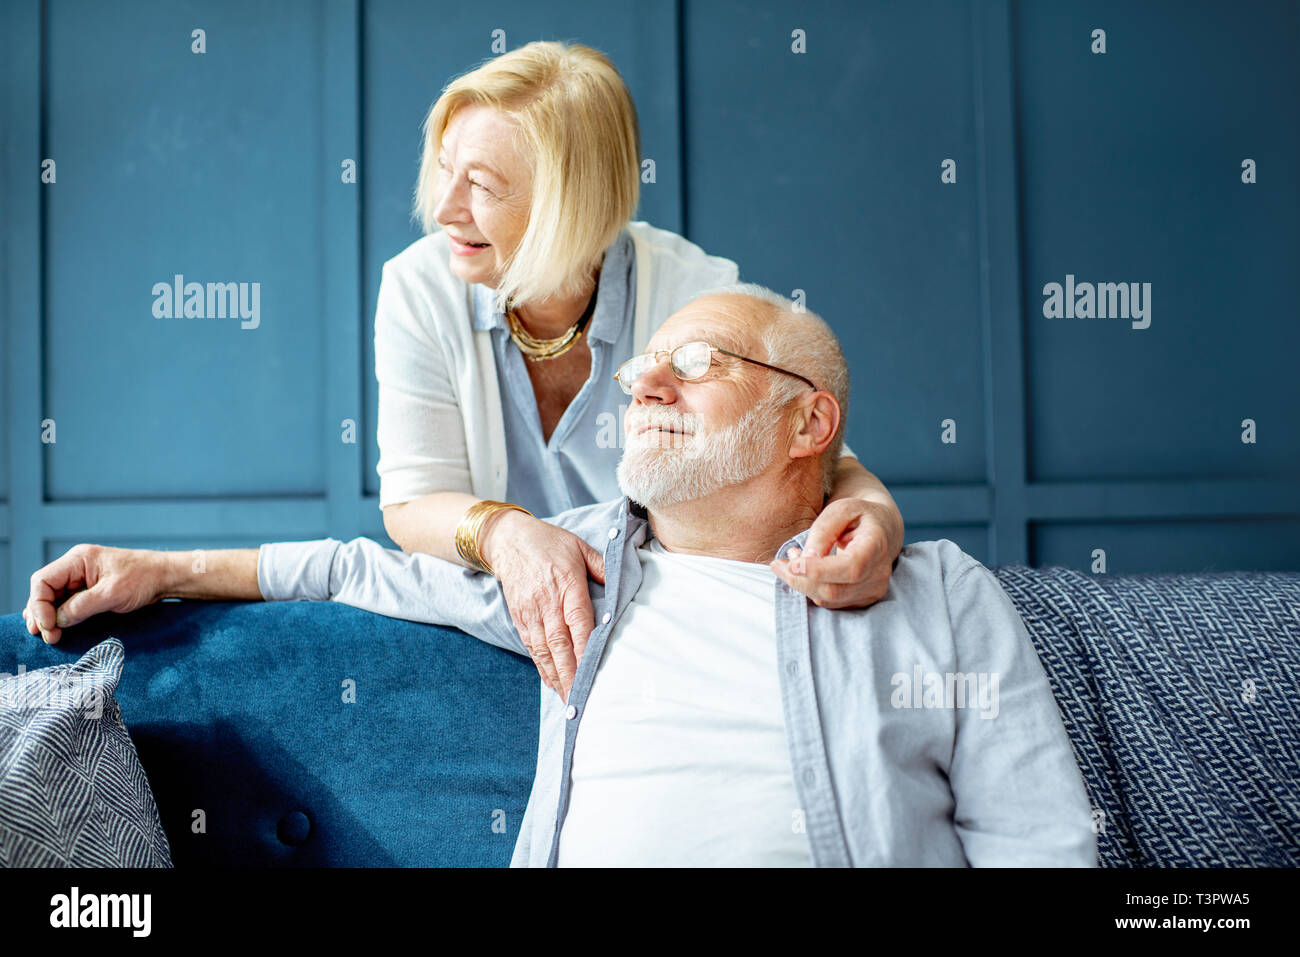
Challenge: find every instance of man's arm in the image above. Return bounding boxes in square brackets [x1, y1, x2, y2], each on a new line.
[943, 561, 1099, 866]
[158, 549, 262, 601]
[255, 537, 527, 659]
[25, 539, 523, 658]
[26, 545, 261, 645]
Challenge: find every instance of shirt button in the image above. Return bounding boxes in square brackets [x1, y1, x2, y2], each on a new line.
[802, 768, 816, 787]
[786, 660, 799, 677]
[565, 704, 578, 720]
[607, 527, 619, 540]
[601, 612, 611, 624]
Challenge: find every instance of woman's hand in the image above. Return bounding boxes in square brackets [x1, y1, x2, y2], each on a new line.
[23, 544, 168, 645]
[480, 510, 607, 703]
[770, 498, 897, 609]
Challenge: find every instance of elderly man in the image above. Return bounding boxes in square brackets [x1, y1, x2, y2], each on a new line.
[24, 285, 1097, 868]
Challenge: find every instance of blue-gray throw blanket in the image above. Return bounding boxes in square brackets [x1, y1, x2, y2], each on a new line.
[993, 565, 1300, 867]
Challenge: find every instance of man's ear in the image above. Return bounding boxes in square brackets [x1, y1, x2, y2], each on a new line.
[787, 391, 841, 462]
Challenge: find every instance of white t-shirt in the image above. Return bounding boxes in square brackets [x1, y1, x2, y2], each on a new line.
[556, 537, 814, 867]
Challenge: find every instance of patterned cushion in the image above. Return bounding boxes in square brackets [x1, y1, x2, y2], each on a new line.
[0, 637, 172, 867]
[993, 565, 1300, 867]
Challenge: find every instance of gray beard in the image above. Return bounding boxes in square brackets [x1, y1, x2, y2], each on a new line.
[616, 402, 781, 509]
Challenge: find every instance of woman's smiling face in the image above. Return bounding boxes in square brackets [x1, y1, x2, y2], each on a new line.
[432, 105, 535, 289]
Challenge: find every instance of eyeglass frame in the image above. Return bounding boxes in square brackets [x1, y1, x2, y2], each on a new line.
[613, 340, 819, 396]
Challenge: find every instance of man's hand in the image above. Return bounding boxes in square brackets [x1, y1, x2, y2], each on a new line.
[23, 544, 168, 645]
[770, 498, 895, 609]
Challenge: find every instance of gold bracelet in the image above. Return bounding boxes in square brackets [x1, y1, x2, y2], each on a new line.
[455, 500, 533, 576]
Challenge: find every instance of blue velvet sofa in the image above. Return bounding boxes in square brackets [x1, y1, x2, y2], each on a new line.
[2, 561, 1297, 867]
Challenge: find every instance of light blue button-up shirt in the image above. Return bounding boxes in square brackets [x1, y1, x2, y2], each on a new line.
[258, 497, 1099, 867]
[475, 229, 636, 518]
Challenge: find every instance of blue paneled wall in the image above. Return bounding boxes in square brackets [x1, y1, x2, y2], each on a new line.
[3, 0, 1297, 612]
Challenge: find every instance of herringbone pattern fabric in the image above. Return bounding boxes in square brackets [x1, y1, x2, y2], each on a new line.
[993, 564, 1300, 867]
[0, 638, 172, 867]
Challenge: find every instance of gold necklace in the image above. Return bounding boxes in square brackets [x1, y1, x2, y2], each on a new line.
[506, 288, 597, 361]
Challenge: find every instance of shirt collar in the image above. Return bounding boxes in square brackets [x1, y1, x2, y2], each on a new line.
[777, 528, 813, 561]
[622, 495, 811, 561]
[472, 229, 632, 345]
[621, 496, 651, 545]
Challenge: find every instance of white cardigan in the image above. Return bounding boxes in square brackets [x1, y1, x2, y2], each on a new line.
[374, 220, 742, 508]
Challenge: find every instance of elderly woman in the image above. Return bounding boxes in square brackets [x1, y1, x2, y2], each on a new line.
[371, 41, 906, 700]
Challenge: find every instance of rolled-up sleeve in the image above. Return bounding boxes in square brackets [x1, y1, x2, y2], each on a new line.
[944, 562, 1099, 866]
[257, 539, 341, 602]
[257, 536, 527, 659]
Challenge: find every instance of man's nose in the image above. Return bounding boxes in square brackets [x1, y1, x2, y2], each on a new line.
[630, 356, 679, 405]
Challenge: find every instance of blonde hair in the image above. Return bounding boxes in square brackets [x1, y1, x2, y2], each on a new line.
[413, 41, 642, 311]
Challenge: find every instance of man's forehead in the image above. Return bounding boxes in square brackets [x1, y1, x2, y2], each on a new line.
[648, 308, 758, 354]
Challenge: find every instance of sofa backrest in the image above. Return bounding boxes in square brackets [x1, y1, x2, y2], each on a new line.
[4, 563, 1298, 866]
[3, 599, 538, 866]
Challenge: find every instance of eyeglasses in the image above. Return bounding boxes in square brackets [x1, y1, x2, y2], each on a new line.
[613, 340, 818, 395]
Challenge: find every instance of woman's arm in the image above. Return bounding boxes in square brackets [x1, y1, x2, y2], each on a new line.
[372, 255, 479, 539]
[385, 493, 604, 704]
[383, 491, 483, 564]
[827, 456, 905, 559]
[374, 256, 609, 701]
[770, 454, 905, 609]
